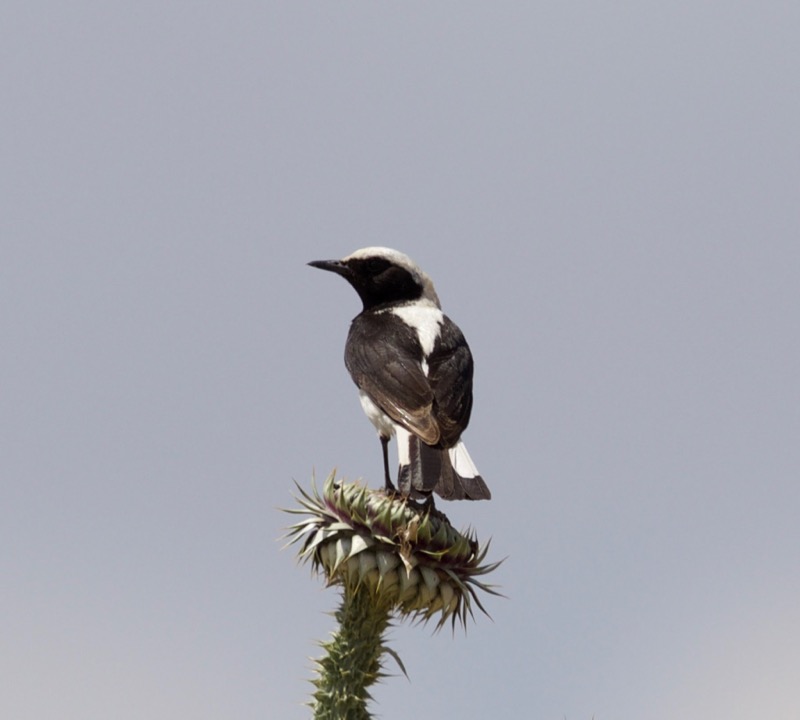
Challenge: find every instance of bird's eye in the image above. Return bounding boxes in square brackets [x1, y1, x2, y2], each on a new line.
[365, 258, 390, 275]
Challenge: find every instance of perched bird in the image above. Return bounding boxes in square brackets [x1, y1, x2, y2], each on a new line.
[308, 247, 490, 501]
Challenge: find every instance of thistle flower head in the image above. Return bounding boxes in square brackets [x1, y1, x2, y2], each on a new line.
[284, 472, 502, 630]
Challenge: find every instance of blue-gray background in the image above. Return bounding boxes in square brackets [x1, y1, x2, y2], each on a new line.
[3, 4, 799, 718]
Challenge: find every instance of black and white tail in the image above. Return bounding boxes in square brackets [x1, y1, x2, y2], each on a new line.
[396, 428, 491, 501]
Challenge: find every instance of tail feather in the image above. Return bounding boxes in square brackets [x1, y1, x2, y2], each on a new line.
[396, 428, 491, 501]
[447, 441, 491, 500]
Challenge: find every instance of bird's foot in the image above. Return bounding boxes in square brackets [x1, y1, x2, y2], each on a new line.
[383, 476, 398, 494]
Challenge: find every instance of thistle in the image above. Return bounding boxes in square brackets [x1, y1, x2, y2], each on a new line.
[284, 472, 501, 720]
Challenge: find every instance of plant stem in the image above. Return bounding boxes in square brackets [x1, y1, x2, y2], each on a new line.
[311, 583, 394, 720]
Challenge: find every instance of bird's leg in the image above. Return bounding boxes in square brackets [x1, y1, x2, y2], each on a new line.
[380, 435, 396, 492]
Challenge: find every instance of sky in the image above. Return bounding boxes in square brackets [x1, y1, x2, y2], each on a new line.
[2, 3, 799, 719]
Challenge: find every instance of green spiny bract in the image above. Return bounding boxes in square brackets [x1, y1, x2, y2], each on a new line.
[285, 472, 501, 630]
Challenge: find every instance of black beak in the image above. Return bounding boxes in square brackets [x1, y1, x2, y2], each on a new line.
[308, 259, 350, 278]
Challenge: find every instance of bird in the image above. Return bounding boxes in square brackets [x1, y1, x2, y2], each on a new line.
[308, 247, 491, 502]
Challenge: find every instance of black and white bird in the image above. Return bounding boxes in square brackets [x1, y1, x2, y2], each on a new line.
[308, 247, 491, 502]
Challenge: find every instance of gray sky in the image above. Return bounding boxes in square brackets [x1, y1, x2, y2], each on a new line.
[3, 3, 799, 718]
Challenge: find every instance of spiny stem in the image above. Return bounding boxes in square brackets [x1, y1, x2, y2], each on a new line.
[311, 583, 394, 720]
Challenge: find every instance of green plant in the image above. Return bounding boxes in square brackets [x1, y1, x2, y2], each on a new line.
[284, 472, 501, 719]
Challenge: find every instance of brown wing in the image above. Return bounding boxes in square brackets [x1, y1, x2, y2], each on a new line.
[344, 313, 441, 445]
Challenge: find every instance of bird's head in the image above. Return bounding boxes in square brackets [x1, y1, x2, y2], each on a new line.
[308, 247, 440, 310]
